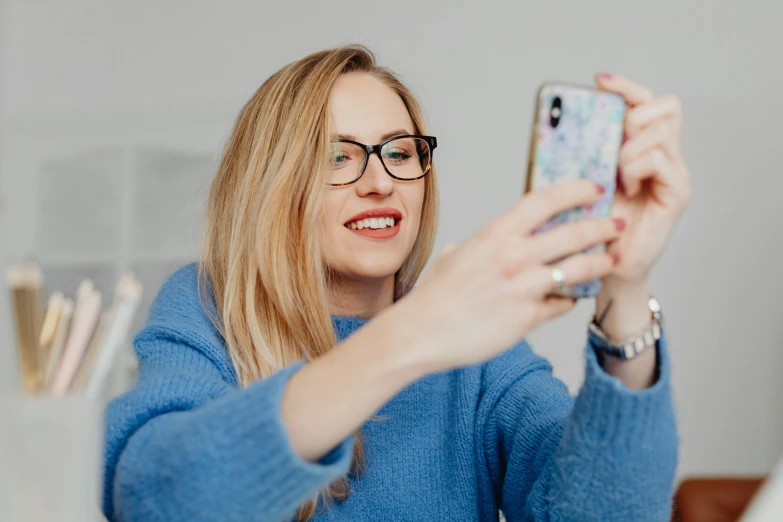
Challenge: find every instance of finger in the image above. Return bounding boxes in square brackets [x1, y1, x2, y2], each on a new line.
[527, 217, 623, 264]
[523, 252, 617, 297]
[620, 120, 679, 165]
[595, 73, 654, 107]
[625, 94, 682, 137]
[620, 149, 675, 198]
[534, 296, 577, 324]
[499, 179, 604, 236]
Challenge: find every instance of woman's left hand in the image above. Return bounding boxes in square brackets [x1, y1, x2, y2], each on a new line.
[590, 75, 692, 388]
[595, 74, 691, 286]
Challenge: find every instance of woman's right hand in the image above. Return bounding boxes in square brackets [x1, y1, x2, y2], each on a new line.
[394, 179, 623, 374]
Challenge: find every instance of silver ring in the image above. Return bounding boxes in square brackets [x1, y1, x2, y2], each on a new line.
[550, 267, 567, 293]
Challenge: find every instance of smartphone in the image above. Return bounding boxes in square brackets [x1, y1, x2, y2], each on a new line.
[524, 83, 626, 298]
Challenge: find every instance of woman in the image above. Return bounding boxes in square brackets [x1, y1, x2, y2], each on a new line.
[104, 45, 690, 521]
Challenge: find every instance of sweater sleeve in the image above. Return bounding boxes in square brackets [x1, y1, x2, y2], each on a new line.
[103, 266, 354, 522]
[479, 337, 678, 522]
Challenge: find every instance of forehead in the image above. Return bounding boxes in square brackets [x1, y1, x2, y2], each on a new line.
[329, 73, 415, 142]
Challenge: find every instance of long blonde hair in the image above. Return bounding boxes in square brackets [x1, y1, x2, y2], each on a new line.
[199, 45, 438, 520]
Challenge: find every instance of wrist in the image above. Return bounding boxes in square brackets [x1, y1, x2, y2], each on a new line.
[596, 276, 652, 341]
[366, 301, 433, 383]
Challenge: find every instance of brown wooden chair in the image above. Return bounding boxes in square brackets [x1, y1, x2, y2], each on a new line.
[671, 477, 766, 522]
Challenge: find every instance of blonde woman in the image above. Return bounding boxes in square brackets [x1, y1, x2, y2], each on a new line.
[104, 46, 690, 522]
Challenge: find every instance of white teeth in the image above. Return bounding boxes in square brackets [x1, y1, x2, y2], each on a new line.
[346, 216, 398, 230]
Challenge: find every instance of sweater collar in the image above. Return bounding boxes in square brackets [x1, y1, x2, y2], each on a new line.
[331, 314, 371, 342]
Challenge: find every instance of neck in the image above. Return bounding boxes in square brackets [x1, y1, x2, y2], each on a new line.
[328, 273, 396, 319]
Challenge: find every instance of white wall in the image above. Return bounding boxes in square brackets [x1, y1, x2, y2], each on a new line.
[0, 0, 10, 393]
[1, 0, 782, 479]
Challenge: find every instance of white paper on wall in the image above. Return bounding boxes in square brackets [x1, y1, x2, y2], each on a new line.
[28, 145, 218, 398]
[131, 147, 215, 256]
[35, 148, 123, 260]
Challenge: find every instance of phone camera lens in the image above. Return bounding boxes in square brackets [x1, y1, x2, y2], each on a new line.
[550, 96, 562, 129]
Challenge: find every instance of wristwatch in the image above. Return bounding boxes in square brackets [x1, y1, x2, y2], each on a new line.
[588, 297, 663, 360]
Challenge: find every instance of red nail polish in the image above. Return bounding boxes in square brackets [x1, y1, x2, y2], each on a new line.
[597, 73, 612, 80]
[610, 253, 620, 265]
[595, 183, 606, 195]
[621, 134, 628, 145]
[614, 218, 626, 231]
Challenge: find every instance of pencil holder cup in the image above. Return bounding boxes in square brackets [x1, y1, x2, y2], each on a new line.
[0, 395, 104, 522]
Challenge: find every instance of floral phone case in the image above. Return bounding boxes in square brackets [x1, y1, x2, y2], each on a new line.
[525, 83, 626, 298]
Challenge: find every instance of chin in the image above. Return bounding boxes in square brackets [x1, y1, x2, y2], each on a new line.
[353, 263, 403, 280]
[338, 256, 405, 281]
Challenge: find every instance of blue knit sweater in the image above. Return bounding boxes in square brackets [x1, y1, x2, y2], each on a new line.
[103, 264, 678, 521]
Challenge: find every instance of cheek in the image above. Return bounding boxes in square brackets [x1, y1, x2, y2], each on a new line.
[320, 192, 345, 259]
[405, 184, 426, 230]
[322, 191, 341, 221]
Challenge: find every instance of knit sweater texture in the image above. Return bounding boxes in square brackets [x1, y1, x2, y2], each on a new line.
[103, 263, 678, 521]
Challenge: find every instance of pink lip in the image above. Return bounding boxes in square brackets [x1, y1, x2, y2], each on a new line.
[344, 207, 403, 240]
[344, 207, 403, 225]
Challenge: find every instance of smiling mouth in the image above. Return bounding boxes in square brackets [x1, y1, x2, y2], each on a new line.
[344, 216, 400, 230]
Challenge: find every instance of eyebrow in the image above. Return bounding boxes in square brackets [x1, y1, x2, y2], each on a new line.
[332, 128, 412, 143]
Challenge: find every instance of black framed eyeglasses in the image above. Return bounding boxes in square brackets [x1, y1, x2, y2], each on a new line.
[327, 134, 437, 186]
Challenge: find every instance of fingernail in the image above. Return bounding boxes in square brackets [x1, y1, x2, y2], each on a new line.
[621, 134, 628, 145]
[595, 183, 606, 195]
[597, 73, 612, 80]
[611, 253, 620, 265]
[616, 167, 625, 194]
[614, 218, 626, 231]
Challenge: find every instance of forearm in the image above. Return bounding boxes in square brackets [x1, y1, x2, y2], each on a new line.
[527, 342, 678, 521]
[110, 361, 356, 521]
[281, 302, 426, 462]
[595, 277, 657, 390]
[491, 338, 678, 522]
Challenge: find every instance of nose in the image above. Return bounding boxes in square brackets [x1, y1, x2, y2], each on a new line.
[355, 152, 394, 197]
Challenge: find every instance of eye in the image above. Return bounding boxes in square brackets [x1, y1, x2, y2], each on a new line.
[330, 152, 348, 167]
[329, 146, 352, 169]
[383, 148, 412, 164]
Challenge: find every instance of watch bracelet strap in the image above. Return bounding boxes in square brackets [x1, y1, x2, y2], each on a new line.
[588, 297, 664, 360]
